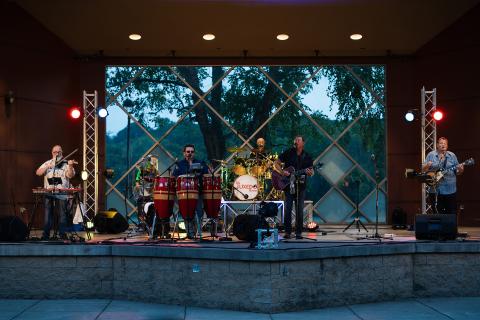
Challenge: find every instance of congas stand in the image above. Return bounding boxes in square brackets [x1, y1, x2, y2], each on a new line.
[173, 174, 199, 241]
[201, 171, 222, 241]
[153, 160, 178, 241]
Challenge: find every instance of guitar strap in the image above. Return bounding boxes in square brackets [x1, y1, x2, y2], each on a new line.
[442, 153, 448, 170]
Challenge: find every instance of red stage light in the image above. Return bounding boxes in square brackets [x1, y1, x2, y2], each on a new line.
[433, 110, 444, 121]
[69, 107, 81, 119]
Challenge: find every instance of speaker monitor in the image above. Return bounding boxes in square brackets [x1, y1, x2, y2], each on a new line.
[94, 210, 129, 234]
[0, 216, 28, 242]
[232, 214, 268, 242]
[415, 214, 457, 240]
[392, 207, 407, 229]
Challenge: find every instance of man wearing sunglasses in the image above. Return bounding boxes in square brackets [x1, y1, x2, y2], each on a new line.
[173, 144, 209, 239]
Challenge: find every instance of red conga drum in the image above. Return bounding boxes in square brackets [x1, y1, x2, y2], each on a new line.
[153, 176, 176, 219]
[202, 174, 222, 219]
[176, 174, 199, 220]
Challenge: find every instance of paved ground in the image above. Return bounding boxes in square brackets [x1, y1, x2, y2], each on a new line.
[1, 297, 479, 320]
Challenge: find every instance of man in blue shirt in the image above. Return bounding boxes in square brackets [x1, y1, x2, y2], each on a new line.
[422, 137, 464, 214]
[173, 144, 209, 239]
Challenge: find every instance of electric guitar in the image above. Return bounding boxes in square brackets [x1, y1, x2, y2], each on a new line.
[272, 163, 323, 191]
[424, 157, 474, 186]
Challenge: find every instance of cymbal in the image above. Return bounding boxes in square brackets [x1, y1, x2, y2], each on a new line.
[211, 159, 227, 165]
[227, 146, 245, 153]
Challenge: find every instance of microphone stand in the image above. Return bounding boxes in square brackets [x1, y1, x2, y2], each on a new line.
[291, 173, 316, 241]
[368, 154, 382, 240]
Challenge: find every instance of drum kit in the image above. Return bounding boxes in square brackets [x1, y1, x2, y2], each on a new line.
[135, 145, 282, 240]
[220, 146, 283, 201]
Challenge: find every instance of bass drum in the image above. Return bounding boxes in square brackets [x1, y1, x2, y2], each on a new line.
[233, 175, 258, 200]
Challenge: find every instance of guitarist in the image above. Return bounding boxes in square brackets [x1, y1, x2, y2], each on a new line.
[422, 137, 464, 214]
[274, 136, 314, 239]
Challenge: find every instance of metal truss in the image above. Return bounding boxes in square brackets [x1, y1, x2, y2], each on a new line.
[421, 87, 437, 214]
[83, 91, 99, 220]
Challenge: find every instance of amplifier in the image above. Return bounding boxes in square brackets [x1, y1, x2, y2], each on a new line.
[415, 214, 457, 240]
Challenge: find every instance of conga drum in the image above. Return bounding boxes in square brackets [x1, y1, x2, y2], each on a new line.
[153, 176, 176, 219]
[202, 174, 222, 219]
[176, 174, 199, 220]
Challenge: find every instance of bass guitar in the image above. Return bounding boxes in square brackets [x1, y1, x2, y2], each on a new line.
[424, 157, 474, 186]
[272, 163, 323, 191]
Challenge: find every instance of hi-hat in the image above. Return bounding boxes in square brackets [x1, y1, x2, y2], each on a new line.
[211, 159, 227, 165]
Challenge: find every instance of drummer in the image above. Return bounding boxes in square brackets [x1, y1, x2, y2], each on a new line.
[173, 144, 209, 238]
[250, 137, 268, 160]
[134, 155, 158, 230]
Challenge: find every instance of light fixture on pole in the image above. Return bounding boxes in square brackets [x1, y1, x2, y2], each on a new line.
[97, 107, 108, 118]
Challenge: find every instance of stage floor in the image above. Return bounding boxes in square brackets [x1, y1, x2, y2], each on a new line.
[27, 225, 480, 248]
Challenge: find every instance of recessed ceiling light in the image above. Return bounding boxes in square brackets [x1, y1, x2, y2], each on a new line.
[129, 34, 142, 41]
[350, 33, 363, 40]
[276, 34, 289, 41]
[203, 34, 215, 40]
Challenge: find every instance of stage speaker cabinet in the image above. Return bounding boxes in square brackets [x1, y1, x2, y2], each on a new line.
[232, 214, 268, 242]
[415, 214, 457, 240]
[392, 207, 407, 229]
[0, 216, 28, 242]
[94, 210, 129, 234]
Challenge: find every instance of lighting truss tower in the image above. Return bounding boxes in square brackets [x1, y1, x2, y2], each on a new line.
[421, 87, 437, 214]
[83, 90, 99, 221]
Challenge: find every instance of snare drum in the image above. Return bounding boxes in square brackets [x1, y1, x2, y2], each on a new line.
[202, 174, 222, 218]
[233, 175, 258, 200]
[176, 175, 199, 220]
[153, 176, 176, 219]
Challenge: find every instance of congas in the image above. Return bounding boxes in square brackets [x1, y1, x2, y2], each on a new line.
[153, 176, 176, 219]
[176, 175, 199, 220]
[202, 174, 222, 218]
[233, 175, 258, 200]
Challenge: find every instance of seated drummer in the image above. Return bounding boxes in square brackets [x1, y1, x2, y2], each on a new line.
[250, 137, 268, 160]
[173, 144, 209, 238]
[35, 145, 76, 240]
[134, 155, 158, 231]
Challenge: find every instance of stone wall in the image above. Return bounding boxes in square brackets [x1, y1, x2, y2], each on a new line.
[0, 244, 479, 313]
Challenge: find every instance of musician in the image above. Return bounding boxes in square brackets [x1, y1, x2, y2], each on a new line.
[134, 155, 158, 232]
[422, 137, 464, 214]
[35, 145, 76, 240]
[250, 137, 267, 159]
[274, 136, 314, 239]
[173, 144, 209, 239]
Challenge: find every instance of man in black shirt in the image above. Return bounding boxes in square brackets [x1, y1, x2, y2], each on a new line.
[274, 136, 314, 239]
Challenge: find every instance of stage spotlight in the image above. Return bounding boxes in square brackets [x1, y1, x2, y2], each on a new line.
[69, 107, 81, 119]
[306, 221, 319, 232]
[433, 110, 444, 121]
[405, 111, 415, 122]
[103, 168, 115, 179]
[97, 107, 108, 118]
[80, 170, 88, 181]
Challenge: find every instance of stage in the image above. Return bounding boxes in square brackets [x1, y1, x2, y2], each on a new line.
[1, 225, 480, 313]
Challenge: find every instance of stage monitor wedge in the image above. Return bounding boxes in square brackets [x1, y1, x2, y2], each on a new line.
[415, 214, 457, 240]
[94, 210, 128, 234]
